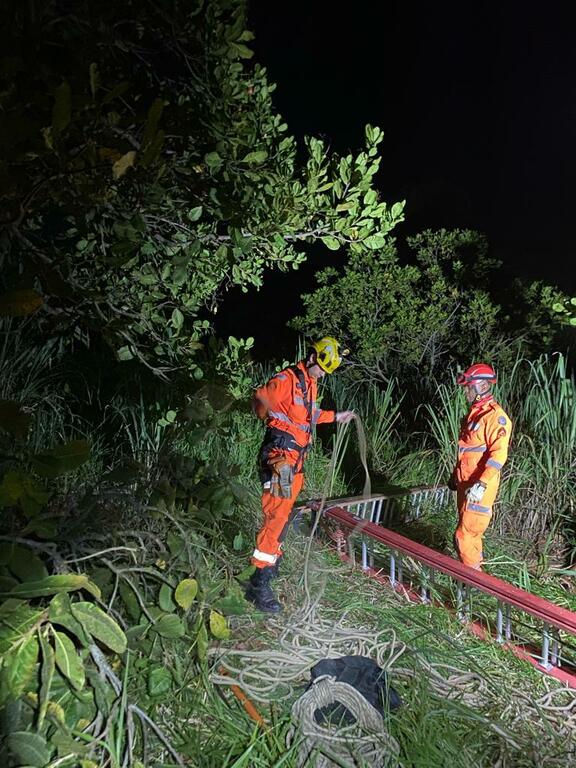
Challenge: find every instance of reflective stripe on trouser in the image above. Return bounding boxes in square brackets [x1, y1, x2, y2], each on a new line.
[454, 481, 498, 569]
[252, 472, 304, 568]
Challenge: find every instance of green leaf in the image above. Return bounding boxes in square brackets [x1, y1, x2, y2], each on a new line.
[54, 630, 85, 690]
[0, 601, 42, 653]
[71, 602, 127, 654]
[7, 731, 51, 767]
[38, 630, 55, 730]
[117, 345, 134, 361]
[321, 236, 341, 251]
[0, 289, 43, 317]
[209, 610, 230, 640]
[213, 589, 248, 616]
[158, 583, 176, 612]
[31, 439, 91, 478]
[118, 580, 141, 622]
[174, 578, 198, 610]
[0, 400, 31, 439]
[171, 308, 184, 330]
[2, 574, 99, 599]
[195, 617, 208, 663]
[151, 613, 185, 639]
[229, 42, 254, 58]
[52, 81, 71, 136]
[363, 233, 386, 250]
[147, 665, 172, 697]
[4, 635, 39, 699]
[9, 545, 49, 583]
[241, 150, 268, 164]
[49, 593, 91, 646]
[204, 151, 222, 171]
[187, 206, 203, 222]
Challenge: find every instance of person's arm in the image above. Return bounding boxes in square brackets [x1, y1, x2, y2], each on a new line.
[478, 412, 511, 486]
[253, 372, 292, 419]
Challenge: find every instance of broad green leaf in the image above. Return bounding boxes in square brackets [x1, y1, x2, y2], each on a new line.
[158, 583, 176, 612]
[4, 635, 39, 699]
[117, 345, 134, 361]
[0, 289, 43, 317]
[187, 205, 203, 221]
[2, 573, 98, 599]
[171, 308, 184, 330]
[71, 602, 127, 653]
[174, 578, 198, 610]
[321, 236, 340, 251]
[7, 731, 50, 767]
[0, 601, 42, 653]
[112, 150, 137, 180]
[151, 613, 185, 639]
[0, 400, 31, 439]
[204, 151, 222, 171]
[118, 579, 141, 622]
[229, 42, 253, 58]
[9, 545, 49, 583]
[31, 439, 91, 478]
[52, 81, 71, 135]
[54, 630, 85, 690]
[363, 233, 386, 250]
[49, 593, 91, 646]
[209, 610, 230, 640]
[241, 150, 268, 164]
[147, 665, 172, 697]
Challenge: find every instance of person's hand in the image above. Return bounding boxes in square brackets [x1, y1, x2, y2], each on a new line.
[335, 410, 355, 424]
[466, 481, 487, 503]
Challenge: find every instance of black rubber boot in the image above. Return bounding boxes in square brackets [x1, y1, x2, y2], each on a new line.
[245, 565, 282, 613]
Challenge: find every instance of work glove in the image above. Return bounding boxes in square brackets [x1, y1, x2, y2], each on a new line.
[466, 481, 487, 504]
[335, 410, 355, 424]
[268, 456, 294, 498]
[447, 472, 457, 492]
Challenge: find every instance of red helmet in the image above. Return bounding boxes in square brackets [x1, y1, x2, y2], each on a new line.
[456, 363, 497, 386]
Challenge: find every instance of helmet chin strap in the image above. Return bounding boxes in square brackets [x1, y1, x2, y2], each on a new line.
[473, 383, 492, 400]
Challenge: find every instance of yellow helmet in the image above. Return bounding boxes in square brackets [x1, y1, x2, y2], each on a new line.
[312, 336, 347, 374]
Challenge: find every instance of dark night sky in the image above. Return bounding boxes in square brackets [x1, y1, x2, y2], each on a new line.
[217, 1, 576, 350]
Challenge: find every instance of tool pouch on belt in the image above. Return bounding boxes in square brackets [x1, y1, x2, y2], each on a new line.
[269, 459, 294, 498]
[259, 427, 308, 485]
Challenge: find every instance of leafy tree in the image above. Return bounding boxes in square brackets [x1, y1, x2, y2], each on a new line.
[292, 228, 562, 384]
[0, 0, 404, 379]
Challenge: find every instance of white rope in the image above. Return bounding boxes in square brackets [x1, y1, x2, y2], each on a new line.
[287, 677, 400, 768]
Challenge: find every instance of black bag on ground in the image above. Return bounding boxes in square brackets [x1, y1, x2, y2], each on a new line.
[308, 655, 401, 726]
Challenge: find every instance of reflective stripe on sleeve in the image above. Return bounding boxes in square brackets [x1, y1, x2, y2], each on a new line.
[252, 549, 277, 564]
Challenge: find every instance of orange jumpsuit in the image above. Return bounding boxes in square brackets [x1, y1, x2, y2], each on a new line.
[453, 394, 512, 569]
[251, 362, 335, 568]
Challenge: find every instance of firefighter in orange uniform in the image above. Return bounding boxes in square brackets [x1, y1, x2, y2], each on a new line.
[247, 337, 354, 612]
[449, 363, 512, 570]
